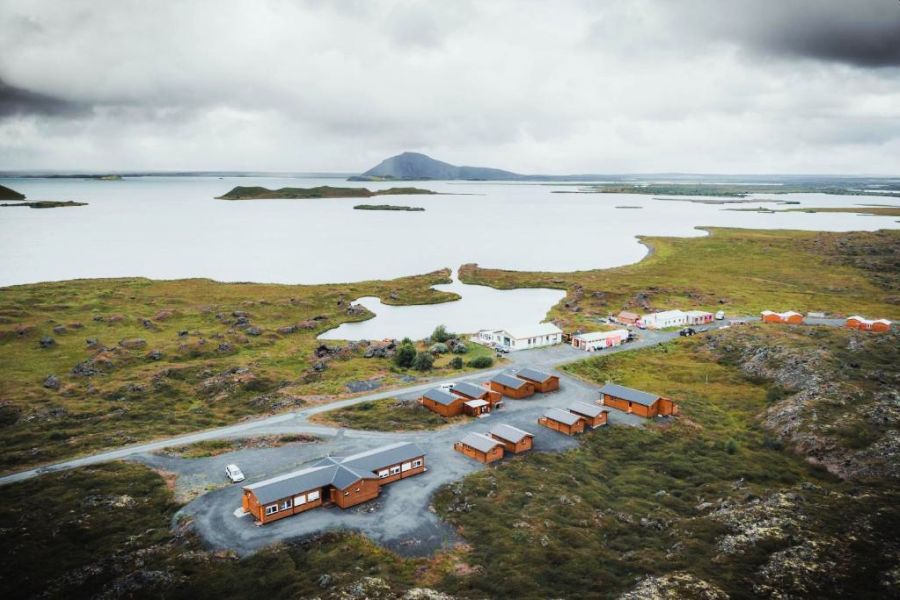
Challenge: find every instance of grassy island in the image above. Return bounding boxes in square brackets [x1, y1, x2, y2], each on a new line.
[353, 204, 425, 211]
[0, 184, 26, 200]
[216, 185, 436, 200]
[1, 200, 88, 209]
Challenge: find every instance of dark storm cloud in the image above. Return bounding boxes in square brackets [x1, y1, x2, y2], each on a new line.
[0, 78, 87, 117]
[674, 0, 900, 68]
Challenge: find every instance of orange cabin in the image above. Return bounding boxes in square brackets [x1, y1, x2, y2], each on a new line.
[568, 401, 609, 428]
[539, 408, 586, 436]
[452, 382, 504, 407]
[846, 316, 892, 332]
[598, 383, 678, 418]
[455, 432, 505, 463]
[489, 373, 535, 399]
[242, 442, 426, 525]
[761, 310, 804, 324]
[489, 423, 534, 454]
[419, 388, 466, 417]
[515, 367, 560, 393]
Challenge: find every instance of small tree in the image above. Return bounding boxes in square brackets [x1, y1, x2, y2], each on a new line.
[429, 342, 449, 354]
[413, 351, 434, 371]
[431, 324, 454, 343]
[394, 343, 416, 368]
[450, 356, 464, 369]
[451, 342, 468, 354]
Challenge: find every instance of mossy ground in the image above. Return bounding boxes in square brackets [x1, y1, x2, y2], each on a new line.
[0, 270, 497, 472]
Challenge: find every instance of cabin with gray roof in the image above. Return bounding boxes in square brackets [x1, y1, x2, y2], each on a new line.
[538, 407, 586, 436]
[419, 387, 466, 417]
[515, 367, 560, 392]
[568, 401, 609, 428]
[598, 383, 678, 418]
[489, 372, 535, 399]
[242, 442, 426, 524]
[451, 381, 504, 409]
[454, 432, 505, 463]
[489, 423, 535, 454]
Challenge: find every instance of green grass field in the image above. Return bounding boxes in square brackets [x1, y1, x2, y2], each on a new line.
[0, 270, 496, 472]
[311, 397, 456, 431]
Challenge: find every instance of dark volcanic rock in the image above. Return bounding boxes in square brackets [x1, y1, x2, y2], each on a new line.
[39, 336, 55, 348]
[43, 374, 60, 390]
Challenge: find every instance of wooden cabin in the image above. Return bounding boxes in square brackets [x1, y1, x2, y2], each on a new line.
[616, 310, 640, 326]
[463, 398, 491, 417]
[489, 372, 535, 399]
[454, 432, 505, 463]
[419, 388, 466, 417]
[761, 310, 804, 324]
[242, 442, 426, 524]
[598, 383, 678, 418]
[515, 367, 560, 393]
[846, 315, 892, 333]
[539, 407, 586, 436]
[489, 423, 534, 454]
[569, 401, 608, 428]
[452, 381, 503, 408]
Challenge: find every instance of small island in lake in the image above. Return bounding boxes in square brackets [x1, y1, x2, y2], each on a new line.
[216, 185, 436, 200]
[0, 184, 26, 200]
[353, 204, 425, 211]
[0, 200, 88, 209]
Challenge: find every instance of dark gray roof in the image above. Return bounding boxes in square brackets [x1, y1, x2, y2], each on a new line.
[423, 388, 460, 405]
[451, 381, 487, 398]
[492, 373, 529, 389]
[340, 442, 425, 473]
[544, 407, 583, 426]
[569, 401, 606, 418]
[516, 367, 555, 383]
[598, 383, 660, 406]
[245, 442, 425, 504]
[490, 423, 534, 443]
[459, 432, 504, 453]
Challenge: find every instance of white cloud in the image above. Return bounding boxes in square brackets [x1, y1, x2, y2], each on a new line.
[0, 0, 898, 173]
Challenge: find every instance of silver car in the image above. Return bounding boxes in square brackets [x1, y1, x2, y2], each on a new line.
[225, 464, 245, 483]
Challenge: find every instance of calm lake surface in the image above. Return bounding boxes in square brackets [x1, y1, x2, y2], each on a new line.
[1, 176, 896, 339]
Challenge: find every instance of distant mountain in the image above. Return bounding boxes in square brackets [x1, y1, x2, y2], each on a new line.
[0, 184, 25, 200]
[349, 152, 523, 181]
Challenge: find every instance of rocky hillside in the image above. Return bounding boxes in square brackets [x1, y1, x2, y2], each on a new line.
[705, 324, 899, 481]
[349, 152, 521, 181]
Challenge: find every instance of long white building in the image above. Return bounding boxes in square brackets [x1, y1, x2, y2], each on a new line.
[474, 323, 563, 351]
[639, 310, 687, 329]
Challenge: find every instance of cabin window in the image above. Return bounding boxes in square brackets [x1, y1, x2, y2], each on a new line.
[307, 490, 320, 501]
[412, 459, 423, 468]
[390, 465, 401, 475]
[378, 469, 390, 478]
[401, 461, 412, 472]
[265, 505, 279, 515]
[294, 494, 306, 505]
[344, 491, 350, 496]
[280, 499, 292, 510]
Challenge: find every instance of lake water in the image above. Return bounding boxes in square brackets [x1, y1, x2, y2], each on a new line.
[1, 176, 897, 339]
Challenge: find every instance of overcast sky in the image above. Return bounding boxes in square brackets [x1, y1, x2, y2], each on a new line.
[1, 0, 899, 174]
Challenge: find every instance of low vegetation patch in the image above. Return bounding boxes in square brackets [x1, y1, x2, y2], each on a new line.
[156, 434, 318, 458]
[311, 397, 451, 431]
[216, 185, 436, 200]
[353, 204, 425, 211]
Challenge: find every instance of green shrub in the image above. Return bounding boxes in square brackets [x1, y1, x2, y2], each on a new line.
[413, 351, 434, 371]
[725, 438, 738, 454]
[467, 356, 494, 368]
[450, 357, 464, 369]
[452, 342, 468, 354]
[393, 343, 416, 368]
[429, 343, 449, 354]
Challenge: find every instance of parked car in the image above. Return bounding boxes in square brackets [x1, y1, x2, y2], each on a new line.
[439, 382, 456, 391]
[715, 310, 725, 320]
[225, 464, 245, 483]
[679, 328, 696, 337]
[495, 346, 510, 354]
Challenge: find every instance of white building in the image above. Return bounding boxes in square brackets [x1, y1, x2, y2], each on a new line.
[639, 310, 687, 329]
[473, 322, 563, 351]
[571, 329, 629, 351]
[684, 310, 714, 325]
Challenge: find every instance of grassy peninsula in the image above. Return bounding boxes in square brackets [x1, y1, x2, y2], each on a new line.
[216, 185, 436, 200]
[459, 228, 899, 331]
[0, 183, 26, 200]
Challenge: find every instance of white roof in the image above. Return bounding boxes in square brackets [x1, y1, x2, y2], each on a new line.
[500, 322, 562, 339]
[644, 310, 686, 320]
[464, 399, 489, 408]
[848, 315, 892, 325]
[761, 310, 802, 318]
[573, 329, 628, 342]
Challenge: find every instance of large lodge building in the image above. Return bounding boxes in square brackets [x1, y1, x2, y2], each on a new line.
[242, 442, 425, 525]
